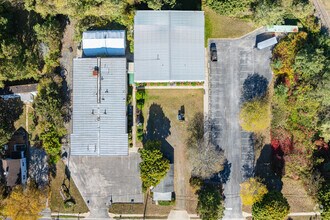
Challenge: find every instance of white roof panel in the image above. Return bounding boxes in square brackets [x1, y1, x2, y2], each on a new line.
[71, 58, 128, 156]
[134, 11, 205, 82]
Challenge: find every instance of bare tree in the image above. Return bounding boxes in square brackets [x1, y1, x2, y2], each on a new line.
[187, 112, 226, 179]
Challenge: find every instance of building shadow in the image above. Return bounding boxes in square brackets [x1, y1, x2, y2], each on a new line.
[172, 0, 201, 10]
[241, 73, 269, 102]
[145, 103, 174, 163]
[255, 144, 283, 191]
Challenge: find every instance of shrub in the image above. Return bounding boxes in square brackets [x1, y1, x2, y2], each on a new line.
[252, 191, 290, 220]
[240, 98, 271, 133]
[240, 178, 268, 206]
[139, 141, 170, 191]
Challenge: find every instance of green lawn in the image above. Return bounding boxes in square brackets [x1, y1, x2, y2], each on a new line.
[50, 161, 89, 213]
[204, 6, 256, 45]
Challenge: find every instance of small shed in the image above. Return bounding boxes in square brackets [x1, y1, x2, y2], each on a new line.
[82, 30, 126, 57]
[257, 37, 278, 50]
[152, 164, 174, 201]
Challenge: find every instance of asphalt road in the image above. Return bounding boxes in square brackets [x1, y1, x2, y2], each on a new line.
[208, 28, 272, 219]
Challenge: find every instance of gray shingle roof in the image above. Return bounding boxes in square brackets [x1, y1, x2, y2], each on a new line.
[71, 58, 128, 156]
[134, 11, 205, 82]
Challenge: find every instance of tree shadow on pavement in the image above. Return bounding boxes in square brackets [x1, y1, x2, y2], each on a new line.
[241, 73, 269, 103]
[255, 144, 283, 191]
[211, 160, 231, 184]
[144, 103, 174, 163]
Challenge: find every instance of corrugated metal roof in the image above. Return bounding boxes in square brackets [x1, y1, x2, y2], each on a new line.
[134, 11, 205, 82]
[71, 58, 128, 156]
[152, 164, 174, 194]
[82, 30, 126, 57]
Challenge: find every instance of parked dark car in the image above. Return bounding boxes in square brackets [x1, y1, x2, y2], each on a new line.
[210, 43, 218, 62]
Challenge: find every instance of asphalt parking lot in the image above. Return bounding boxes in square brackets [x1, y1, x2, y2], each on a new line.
[208, 28, 273, 219]
[69, 153, 143, 218]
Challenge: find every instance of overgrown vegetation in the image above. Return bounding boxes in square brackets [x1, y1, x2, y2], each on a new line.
[33, 75, 67, 164]
[139, 140, 170, 191]
[0, 98, 23, 146]
[136, 89, 147, 141]
[196, 183, 224, 220]
[205, 0, 314, 26]
[0, 184, 47, 220]
[0, 1, 63, 87]
[269, 13, 330, 218]
[252, 191, 290, 220]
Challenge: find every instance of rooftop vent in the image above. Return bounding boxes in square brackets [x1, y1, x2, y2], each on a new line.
[93, 66, 99, 77]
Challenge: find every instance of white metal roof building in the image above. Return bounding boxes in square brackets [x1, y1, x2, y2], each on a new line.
[134, 11, 205, 82]
[71, 58, 128, 156]
[82, 30, 126, 57]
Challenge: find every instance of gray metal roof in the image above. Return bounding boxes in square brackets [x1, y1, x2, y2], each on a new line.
[71, 58, 128, 156]
[152, 164, 174, 194]
[134, 11, 205, 82]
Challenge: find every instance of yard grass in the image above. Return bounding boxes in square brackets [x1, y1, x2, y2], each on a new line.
[14, 104, 27, 130]
[50, 160, 89, 214]
[141, 89, 204, 213]
[109, 193, 173, 216]
[281, 177, 316, 212]
[204, 6, 256, 45]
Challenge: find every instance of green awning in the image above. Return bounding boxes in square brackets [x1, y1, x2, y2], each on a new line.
[129, 73, 134, 85]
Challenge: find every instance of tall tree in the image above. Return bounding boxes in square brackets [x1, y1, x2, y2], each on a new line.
[0, 97, 23, 145]
[240, 178, 268, 206]
[197, 183, 224, 220]
[139, 140, 170, 191]
[2, 186, 46, 220]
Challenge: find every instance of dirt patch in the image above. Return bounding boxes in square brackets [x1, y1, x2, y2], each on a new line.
[142, 89, 204, 213]
[50, 161, 89, 213]
[281, 177, 316, 212]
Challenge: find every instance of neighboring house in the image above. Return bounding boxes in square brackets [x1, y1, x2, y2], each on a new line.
[1, 155, 27, 187]
[134, 11, 205, 83]
[0, 83, 38, 103]
[70, 57, 128, 156]
[82, 30, 126, 57]
[1, 128, 29, 187]
[152, 164, 174, 202]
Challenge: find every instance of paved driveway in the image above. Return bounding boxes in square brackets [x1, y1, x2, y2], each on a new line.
[208, 28, 272, 219]
[69, 153, 143, 219]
